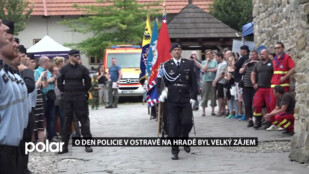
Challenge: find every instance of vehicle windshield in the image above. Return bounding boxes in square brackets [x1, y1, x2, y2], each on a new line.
[106, 53, 140, 68]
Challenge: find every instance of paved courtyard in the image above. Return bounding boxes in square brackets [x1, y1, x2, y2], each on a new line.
[30, 102, 309, 174]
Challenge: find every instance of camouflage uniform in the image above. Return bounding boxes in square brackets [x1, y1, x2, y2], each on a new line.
[90, 75, 100, 110]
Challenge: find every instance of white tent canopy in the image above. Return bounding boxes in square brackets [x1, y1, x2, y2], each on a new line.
[27, 35, 71, 58]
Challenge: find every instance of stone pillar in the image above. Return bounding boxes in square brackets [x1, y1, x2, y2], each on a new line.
[252, 0, 309, 164]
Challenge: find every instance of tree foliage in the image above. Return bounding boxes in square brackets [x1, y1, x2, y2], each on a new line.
[210, 0, 252, 32]
[0, 0, 33, 35]
[61, 0, 160, 59]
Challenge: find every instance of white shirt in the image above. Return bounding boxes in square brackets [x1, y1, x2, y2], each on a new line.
[173, 58, 182, 66]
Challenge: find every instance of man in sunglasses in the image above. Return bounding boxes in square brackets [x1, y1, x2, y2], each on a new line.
[267, 42, 295, 129]
[57, 49, 93, 153]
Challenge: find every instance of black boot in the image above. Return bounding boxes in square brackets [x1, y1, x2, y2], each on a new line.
[24, 168, 32, 174]
[171, 147, 179, 160]
[263, 121, 271, 130]
[282, 130, 294, 136]
[58, 145, 69, 154]
[105, 105, 113, 108]
[247, 120, 254, 127]
[171, 152, 179, 160]
[58, 140, 69, 154]
[85, 146, 93, 153]
[253, 117, 262, 129]
[184, 145, 190, 153]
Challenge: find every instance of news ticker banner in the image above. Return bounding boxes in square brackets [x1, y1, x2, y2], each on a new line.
[72, 137, 258, 147]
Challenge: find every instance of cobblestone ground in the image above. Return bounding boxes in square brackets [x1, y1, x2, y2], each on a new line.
[29, 102, 309, 174]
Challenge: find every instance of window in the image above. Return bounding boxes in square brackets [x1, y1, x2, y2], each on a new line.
[106, 53, 140, 68]
[33, 39, 41, 45]
[89, 56, 100, 65]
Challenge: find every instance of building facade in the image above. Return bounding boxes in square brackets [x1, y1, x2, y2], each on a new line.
[17, 0, 212, 69]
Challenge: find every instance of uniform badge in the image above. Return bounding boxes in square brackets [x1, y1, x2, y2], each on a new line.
[2, 74, 8, 83]
[169, 70, 175, 75]
[267, 63, 271, 66]
[280, 65, 284, 68]
[186, 75, 190, 80]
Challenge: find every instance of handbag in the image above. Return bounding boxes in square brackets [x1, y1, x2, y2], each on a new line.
[238, 80, 244, 88]
[239, 75, 244, 88]
[230, 86, 236, 96]
[46, 90, 56, 101]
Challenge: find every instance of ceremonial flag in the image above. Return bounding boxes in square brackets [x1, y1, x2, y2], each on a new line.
[146, 19, 158, 79]
[139, 15, 152, 83]
[147, 14, 171, 106]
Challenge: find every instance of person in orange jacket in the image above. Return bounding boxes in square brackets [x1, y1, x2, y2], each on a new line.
[267, 42, 295, 129]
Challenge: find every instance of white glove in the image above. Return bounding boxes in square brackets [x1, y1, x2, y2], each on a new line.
[190, 99, 196, 106]
[159, 87, 168, 102]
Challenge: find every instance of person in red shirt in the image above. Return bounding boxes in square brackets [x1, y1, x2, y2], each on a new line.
[268, 42, 295, 129]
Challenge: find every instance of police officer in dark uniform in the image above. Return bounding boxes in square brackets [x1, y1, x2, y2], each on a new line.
[57, 49, 93, 153]
[162, 43, 198, 160]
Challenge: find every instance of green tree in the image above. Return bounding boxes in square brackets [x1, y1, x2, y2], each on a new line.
[0, 0, 33, 35]
[62, 0, 160, 59]
[210, 0, 252, 32]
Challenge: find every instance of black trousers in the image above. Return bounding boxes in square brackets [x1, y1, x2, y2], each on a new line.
[62, 93, 92, 147]
[243, 87, 255, 119]
[151, 105, 157, 118]
[0, 145, 19, 174]
[161, 101, 168, 135]
[18, 110, 35, 174]
[167, 101, 193, 154]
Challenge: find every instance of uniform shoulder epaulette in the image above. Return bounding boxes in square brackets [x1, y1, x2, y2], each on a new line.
[167, 58, 173, 62]
[161, 59, 169, 65]
[182, 58, 190, 62]
[164, 59, 173, 65]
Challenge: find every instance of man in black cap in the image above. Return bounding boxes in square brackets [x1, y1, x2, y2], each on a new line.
[57, 49, 93, 153]
[162, 43, 198, 160]
[233, 45, 249, 120]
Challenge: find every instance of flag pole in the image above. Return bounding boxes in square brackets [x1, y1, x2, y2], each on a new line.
[163, 0, 166, 15]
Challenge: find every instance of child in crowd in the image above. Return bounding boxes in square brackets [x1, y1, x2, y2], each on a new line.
[90, 75, 101, 110]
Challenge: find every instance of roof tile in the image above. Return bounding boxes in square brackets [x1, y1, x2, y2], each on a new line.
[28, 0, 212, 16]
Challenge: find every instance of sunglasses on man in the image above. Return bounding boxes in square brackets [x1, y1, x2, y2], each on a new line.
[72, 54, 80, 58]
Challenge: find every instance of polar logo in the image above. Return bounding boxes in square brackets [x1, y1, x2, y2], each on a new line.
[25, 140, 64, 154]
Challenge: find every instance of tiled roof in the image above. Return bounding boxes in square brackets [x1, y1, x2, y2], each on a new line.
[28, 0, 213, 16]
[168, 3, 240, 38]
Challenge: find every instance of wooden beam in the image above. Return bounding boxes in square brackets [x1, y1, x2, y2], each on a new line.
[216, 45, 223, 51]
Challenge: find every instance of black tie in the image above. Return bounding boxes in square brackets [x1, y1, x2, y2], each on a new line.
[177, 62, 180, 68]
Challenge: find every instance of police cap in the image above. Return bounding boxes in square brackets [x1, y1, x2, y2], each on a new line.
[170, 43, 182, 52]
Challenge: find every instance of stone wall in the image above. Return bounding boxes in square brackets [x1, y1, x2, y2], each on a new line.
[253, 0, 309, 164]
